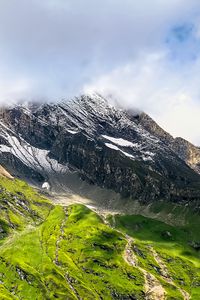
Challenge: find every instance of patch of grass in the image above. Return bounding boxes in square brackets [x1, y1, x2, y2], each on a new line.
[111, 213, 200, 299]
[0, 177, 52, 239]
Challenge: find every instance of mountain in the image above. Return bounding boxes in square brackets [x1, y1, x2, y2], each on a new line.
[0, 94, 200, 209]
[0, 95, 200, 299]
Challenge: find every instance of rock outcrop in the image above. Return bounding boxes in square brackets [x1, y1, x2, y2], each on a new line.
[0, 165, 14, 179]
[138, 112, 200, 174]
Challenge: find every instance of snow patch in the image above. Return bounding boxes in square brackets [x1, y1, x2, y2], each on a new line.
[67, 129, 78, 135]
[105, 143, 135, 159]
[105, 143, 120, 151]
[102, 135, 138, 147]
[0, 134, 68, 174]
[102, 134, 156, 162]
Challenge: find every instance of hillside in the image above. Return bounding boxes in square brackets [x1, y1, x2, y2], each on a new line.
[0, 175, 199, 299]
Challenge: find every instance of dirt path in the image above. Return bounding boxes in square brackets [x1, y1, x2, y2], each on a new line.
[124, 236, 138, 267]
[100, 214, 166, 300]
[142, 269, 166, 300]
[150, 247, 190, 300]
[123, 236, 166, 300]
[102, 214, 190, 300]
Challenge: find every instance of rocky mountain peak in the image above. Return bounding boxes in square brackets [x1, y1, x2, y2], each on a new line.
[0, 94, 200, 206]
[136, 112, 200, 174]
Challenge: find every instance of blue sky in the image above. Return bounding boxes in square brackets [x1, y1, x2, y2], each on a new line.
[0, 0, 200, 143]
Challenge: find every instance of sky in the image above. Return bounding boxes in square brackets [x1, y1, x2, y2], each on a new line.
[1, 1, 200, 144]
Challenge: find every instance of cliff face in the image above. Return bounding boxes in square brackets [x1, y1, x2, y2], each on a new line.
[0, 94, 200, 205]
[172, 137, 200, 173]
[138, 112, 200, 174]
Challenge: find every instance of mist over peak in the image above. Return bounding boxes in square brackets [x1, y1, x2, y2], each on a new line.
[0, 0, 200, 143]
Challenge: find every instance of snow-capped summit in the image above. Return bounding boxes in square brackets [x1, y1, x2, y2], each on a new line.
[0, 94, 200, 205]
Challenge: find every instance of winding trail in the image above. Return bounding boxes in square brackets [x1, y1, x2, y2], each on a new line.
[123, 236, 166, 300]
[123, 236, 137, 267]
[101, 213, 166, 299]
[150, 247, 190, 300]
[102, 213, 190, 300]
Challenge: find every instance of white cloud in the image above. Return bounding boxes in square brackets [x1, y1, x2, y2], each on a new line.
[84, 49, 200, 145]
[0, 77, 34, 105]
[0, 1, 200, 143]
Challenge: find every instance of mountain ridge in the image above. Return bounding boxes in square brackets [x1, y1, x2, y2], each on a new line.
[138, 112, 200, 174]
[0, 94, 200, 207]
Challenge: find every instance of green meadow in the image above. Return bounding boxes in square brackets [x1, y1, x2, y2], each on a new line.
[0, 176, 199, 299]
[110, 213, 200, 299]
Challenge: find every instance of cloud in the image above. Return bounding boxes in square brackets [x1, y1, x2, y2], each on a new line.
[84, 47, 200, 144]
[0, 1, 200, 143]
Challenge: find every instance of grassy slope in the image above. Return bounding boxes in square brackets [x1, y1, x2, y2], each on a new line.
[0, 177, 52, 241]
[110, 214, 200, 300]
[0, 176, 199, 299]
[0, 178, 145, 299]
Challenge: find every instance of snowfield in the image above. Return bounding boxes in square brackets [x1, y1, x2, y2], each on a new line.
[103, 135, 154, 161]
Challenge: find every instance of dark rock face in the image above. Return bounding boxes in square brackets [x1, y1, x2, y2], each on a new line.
[0, 152, 44, 183]
[138, 113, 200, 174]
[0, 94, 200, 205]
